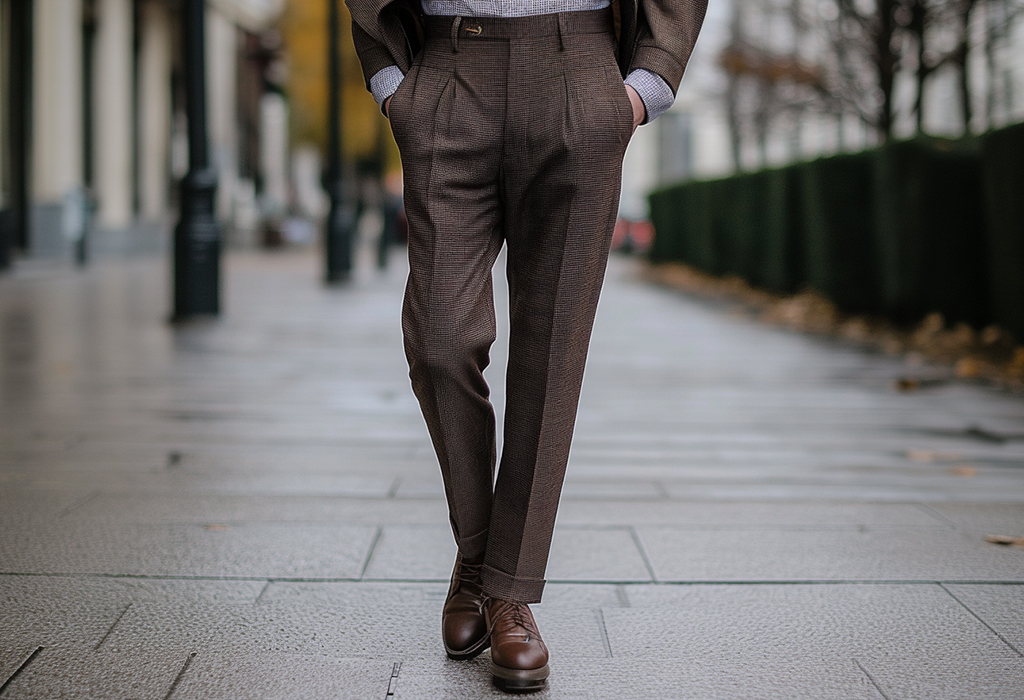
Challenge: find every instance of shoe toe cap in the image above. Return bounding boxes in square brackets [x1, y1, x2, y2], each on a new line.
[491, 640, 549, 671]
[443, 613, 488, 651]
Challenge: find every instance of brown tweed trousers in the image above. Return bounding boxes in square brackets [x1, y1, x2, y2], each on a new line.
[389, 10, 632, 603]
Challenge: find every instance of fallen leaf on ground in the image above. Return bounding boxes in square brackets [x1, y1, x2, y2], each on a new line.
[896, 378, 920, 392]
[907, 449, 964, 462]
[646, 262, 1024, 391]
[950, 465, 977, 477]
[956, 357, 982, 378]
[1012, 348, 1024, 373]
[985, 535, 1024, 547]
[203, 523, 228, 531]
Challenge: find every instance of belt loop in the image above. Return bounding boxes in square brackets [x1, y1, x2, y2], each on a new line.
[556, 12, 566, 51]
[451, 16, 462, 53]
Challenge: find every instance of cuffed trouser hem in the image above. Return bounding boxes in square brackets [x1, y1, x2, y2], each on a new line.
[457, 528, 491, 565]
[481, 564, 545, 604]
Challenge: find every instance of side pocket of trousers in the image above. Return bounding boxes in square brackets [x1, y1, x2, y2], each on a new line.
[387, 63, 420, 141]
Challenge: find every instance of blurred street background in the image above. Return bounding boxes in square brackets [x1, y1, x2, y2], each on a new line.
[1, 0, 1024, 697]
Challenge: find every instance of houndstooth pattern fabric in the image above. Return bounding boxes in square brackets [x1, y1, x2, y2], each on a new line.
[390, 10, 630, 603]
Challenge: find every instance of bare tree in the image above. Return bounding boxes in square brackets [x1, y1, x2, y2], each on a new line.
[721, 0, 1024, 164]
[721, 0, 827, 169]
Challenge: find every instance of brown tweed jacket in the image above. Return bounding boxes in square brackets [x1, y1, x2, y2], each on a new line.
[345, 0, 708, 95]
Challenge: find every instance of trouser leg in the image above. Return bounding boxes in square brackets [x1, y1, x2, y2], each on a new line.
[392, 42, 508, 564]
[480, 29, 633, 603]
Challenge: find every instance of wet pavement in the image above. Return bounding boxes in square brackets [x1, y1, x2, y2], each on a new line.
[1, 248, 1023, 698]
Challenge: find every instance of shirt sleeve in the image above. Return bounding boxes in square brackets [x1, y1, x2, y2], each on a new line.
[624, 68, 675, 124]
[370, 66, 406, 114]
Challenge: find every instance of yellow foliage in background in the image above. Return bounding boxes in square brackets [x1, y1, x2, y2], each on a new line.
[279, 0, 399, 171]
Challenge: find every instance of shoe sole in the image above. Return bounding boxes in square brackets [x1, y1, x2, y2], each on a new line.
[491, 663, 550, 694]
[444, 635, 490, 661]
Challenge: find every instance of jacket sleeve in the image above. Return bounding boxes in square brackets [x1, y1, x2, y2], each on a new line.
[352, 21, 398, 92]
[630, 0, 708, 94]
[348, 0, 421, 91]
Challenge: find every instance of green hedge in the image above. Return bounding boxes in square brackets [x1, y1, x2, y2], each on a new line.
[648, 186, 683, 265]
[649, 121, 1024, 333]
[873, 138, 989, 326]
[760, 166, 804, 293]
[648, 168, 800, 292]
[800, 152, 880, 313]
[982, 122, 1024, 340]
[722, 171, 767, 285]
[685, 181, 717, 272]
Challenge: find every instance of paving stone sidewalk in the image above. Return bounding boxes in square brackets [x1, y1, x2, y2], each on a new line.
[1, 249, 1022, 699]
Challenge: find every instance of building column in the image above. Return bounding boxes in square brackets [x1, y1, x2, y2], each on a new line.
[0, 1, 6, 212]
[93, 0, 133, 230]
[260, 92, 289, 218]
[138, 0, 171, 221]
[31, 0, 84, 255]
[206, 8, 238, 225]
[0, 0, 9, 268]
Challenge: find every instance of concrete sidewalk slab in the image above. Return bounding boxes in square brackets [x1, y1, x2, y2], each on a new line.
[0, 647, 185, 700]
[604, 584, 1024, 697]
[1, 250, 1023, 698]
[556, 500, 949, 527]
[171, 654, 394, 700]
[926, 503, 1024, 533]
[362, 526, 456, 581]
[1, 523, 379, 578]
[943, 584, 1024, 653]
[636, 526, 1024, 581]
[545, 527, 652, 582]
[392, 655, 883, 700]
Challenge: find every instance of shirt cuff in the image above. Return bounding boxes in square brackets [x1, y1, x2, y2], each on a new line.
[624, 69, 675, 124]
[370, 66, 405, 114]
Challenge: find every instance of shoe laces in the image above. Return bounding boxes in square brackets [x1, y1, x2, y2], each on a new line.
[452, 560, 483, 598]
[489, 599, 539, 638]
[457, 561, 483, 587]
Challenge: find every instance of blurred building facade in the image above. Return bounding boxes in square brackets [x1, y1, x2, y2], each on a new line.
[6, 0, 1017, 245]
[0, 0, 286, 263]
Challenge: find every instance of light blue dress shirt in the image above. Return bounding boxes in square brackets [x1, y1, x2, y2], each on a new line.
[369, 0, 675, 123]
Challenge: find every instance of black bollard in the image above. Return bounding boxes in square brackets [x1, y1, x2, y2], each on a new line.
[324, 0, 354, 283]
[0, 210, 12, 271]
[173, 0, 221, 319]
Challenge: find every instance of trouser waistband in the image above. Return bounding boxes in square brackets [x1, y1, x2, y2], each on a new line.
[423, 7, 614, 45]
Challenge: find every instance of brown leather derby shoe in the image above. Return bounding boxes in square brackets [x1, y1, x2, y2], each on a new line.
[486, 598, 550, 693]
[442, 556, 490, 660]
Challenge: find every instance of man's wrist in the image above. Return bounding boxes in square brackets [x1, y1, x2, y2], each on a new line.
[370, 66, 405, 114]
[623, 69, 674, 124]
